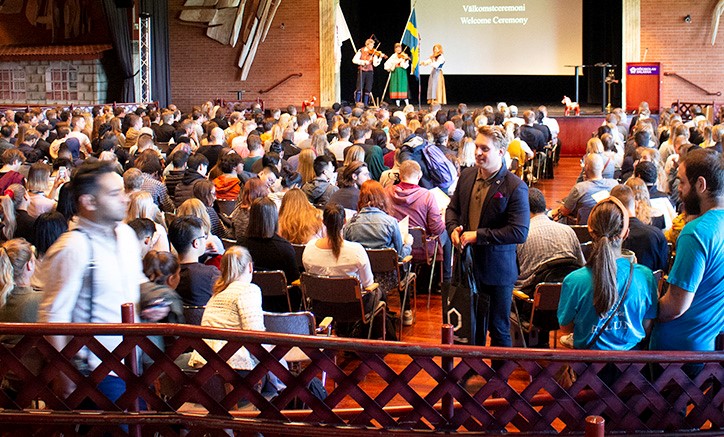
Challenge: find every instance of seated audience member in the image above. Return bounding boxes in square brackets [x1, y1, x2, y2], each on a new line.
[344, 180, 412, 259]
[278, 187, 323, 244]
[625, 177, 666, 230]
[620, 130, 651, 181]
[329, 123, 352, 162]
[634, 160, 667, 199]
[652, 149, 724, 357]
[0, 239, 42, 326]
[328, 161, 370, 211]
[213, 152, 243, 201]
[125, 191, 169, 252]
[136, 149, 175, 213]
[516, 188, 584, 292]
[165, 150, 189, 199]
[17, 128, 43, 163]
[519, 110, 546, 153]
[197, 127, 225, 168]
[176, 198, 224, 255]
[576, 137, 616, 182]
[552, 154, 618, 224]
[168, 215, 220, 306]
[610, 184, 668, 273]
[123, 167, 144, 195]
[243, 135, 264, 172]
[128, 217, 157, 257]
[239, 197, 300, 311]
[32, 212, 68, 260]
[386, 160, 452, 281]
[558, 197, 658, 351]
[0, 149, 26, 192]
[303, 203, 380, 322]
[302, 155, 338, 206]
[174, 153, 209, 208]
[193, 179, 228, 239]
[1, 184, 35, 242]
[231, 178, 269, 241]
[188, 245, 286, 398]
[140, 250, 184, 326]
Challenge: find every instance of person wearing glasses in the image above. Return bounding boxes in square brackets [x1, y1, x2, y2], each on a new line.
[168, 215, 220, 307]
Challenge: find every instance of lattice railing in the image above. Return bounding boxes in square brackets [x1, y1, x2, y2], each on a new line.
[0, 323, 720, 435]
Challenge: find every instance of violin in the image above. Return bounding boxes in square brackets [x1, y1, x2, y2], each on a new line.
[371, 49, 388, 59]
[397, 52, 411, 61]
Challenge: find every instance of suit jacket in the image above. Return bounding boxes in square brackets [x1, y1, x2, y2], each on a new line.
[446, 165, 530, 286]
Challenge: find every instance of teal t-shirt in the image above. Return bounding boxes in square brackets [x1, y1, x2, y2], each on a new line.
[558, 258, 658, 350]
[650, 209, 724, 351]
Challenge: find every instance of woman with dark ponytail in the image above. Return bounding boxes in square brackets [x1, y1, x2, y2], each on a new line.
[558, 197, 658, 350]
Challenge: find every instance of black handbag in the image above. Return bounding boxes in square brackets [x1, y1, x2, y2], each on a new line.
[442, 246, 489, 345]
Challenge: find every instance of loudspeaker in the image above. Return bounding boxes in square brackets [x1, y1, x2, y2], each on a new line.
[115, 0, 133, 8]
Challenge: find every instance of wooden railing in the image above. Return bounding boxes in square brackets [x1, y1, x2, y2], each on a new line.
[0, 322, 720, 435]
[0, 101, 158, 114]
[258, 72, 303, 94]
[663, 72, 721, 96]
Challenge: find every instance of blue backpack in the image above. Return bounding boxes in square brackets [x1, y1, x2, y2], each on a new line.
[422, 145, 457, 191]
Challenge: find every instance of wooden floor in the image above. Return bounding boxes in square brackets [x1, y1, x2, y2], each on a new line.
[332, 158, 582, 407]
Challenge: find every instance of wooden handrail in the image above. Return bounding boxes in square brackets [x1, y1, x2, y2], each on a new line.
[258, 72, 302, 94]
[664, 72, 721, 96]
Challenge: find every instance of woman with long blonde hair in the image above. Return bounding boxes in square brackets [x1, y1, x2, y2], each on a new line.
[126, 191, 169, 251]
[625, 177, 665, 229]
[278, 187, 323, 244]
[177, 198, 224, 254]
[297, 149, 316, 184]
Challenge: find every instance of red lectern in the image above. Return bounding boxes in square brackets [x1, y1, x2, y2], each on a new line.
[626, 62, 661, 113]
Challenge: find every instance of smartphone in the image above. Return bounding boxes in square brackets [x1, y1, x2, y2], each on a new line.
[58, 166, 67, 179]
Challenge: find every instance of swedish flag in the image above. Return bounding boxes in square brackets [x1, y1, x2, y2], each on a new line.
[401, 8, 420, 78]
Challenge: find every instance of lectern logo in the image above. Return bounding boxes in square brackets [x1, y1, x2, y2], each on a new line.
[628, 65, 659, 75]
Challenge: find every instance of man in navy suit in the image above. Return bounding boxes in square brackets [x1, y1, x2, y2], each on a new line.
[446, 125, 530, 348]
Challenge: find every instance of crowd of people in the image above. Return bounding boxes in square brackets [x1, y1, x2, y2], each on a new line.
[0, 97, 720, 404]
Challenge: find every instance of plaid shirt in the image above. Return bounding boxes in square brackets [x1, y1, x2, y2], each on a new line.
[141, 173, 175, 213]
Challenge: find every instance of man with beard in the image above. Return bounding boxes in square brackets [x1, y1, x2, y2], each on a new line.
[651, 149, 724, 355]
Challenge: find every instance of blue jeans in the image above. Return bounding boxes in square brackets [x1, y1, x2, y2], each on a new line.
[440, 231, 453, 282]
[475, 284, 513, 348]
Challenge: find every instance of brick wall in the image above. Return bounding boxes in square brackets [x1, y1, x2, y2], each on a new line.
[168, 0, 320, 112]
[640, 1, 723, 112]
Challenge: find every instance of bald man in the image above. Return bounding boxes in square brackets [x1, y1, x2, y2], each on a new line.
[197, 127, 226, 168]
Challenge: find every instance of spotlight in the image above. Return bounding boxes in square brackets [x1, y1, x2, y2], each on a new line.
[684, 15, 692, 23]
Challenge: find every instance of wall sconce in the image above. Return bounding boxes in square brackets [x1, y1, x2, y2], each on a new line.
[684, 15, 692, 23]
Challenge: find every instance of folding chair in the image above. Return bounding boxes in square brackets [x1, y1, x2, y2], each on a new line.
[409, 226, 442, 309]
[292, 243, 306, 272]
[182, 305, 205, 326]
[511, 282, 563, 348]
[252, 270, 293, 312]
[300, 273, 385, 340]
[366, 248, 415, 337]
[216, 199, 238, 217]
[570, 225, 592, 243]
[263, 311, 333, 385]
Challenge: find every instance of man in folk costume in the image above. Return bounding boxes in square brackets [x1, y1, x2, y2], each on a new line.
[353, 39, 383, 106]
[384, 43, 410, 107]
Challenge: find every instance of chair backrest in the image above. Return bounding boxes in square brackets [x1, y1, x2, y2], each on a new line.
[580, 241, 593, 261]
[221, 238, 236, 250]
[216, 199, 238, 217]
[409, 226, 437, 262]
[366, 248, 400, 277]
[263, 311, 315, 336]
[183, 305, 205, 326]
[253, 270, 292, 312]
[533, 283, 562, 312]
[570, 225, 592, 243]
[292, 243, 306, 271]
[300, 272, 364, 323]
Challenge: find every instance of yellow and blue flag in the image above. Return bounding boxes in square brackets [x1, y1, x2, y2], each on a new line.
[401, 8, 420, 78]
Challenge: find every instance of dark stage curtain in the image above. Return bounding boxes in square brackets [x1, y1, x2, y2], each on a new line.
[102, 0, 136, 102]
[142, 0, 171, 107]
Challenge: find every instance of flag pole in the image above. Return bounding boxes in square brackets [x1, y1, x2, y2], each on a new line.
[381, 4, 416, 107]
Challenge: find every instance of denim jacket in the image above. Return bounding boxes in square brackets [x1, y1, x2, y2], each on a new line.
[344, 207, 412, 259]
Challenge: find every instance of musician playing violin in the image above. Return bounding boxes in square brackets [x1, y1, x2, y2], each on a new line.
[420, 43, 447, 105]
[353, 39, 384, 106]
[384, 43, 410, 107]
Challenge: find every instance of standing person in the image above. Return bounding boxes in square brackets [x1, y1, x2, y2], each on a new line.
[420, 44, 446, 105]
[446, 125, 530, 348]
[352, 39, 384, 107]
[37, 161, 165, 401]
[384, 43, 410, 107]
[652, 149, 724, 355]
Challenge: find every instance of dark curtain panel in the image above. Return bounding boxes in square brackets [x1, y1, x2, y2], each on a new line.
[142, 0, 171, 107]
[102, 0, 135, 102]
